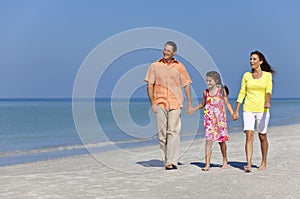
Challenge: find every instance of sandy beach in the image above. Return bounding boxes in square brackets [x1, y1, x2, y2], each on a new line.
[1, 124, 300, 199]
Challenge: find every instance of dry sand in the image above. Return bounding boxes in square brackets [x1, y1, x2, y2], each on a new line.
[1, 124, 300, 199]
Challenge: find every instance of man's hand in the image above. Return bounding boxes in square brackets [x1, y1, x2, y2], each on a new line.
[151, 104, 159, 113]
[186, 103, 194, 115]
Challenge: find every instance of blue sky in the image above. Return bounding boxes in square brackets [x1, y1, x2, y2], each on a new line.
[1, 0, 300, 98]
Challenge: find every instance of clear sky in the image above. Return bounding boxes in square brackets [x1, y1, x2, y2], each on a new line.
[1, 0, 300, 98]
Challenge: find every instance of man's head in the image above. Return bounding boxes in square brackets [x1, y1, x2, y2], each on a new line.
[163, 41, 177, 61]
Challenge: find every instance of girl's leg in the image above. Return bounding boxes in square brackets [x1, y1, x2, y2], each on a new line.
[258, 133, 268, 170]
[219, 142, 228, 168]
[202, 140, 213, 171]
[244, 130, 254, 172]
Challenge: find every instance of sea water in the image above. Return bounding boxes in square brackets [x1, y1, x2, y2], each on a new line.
[0, 98, 299, 166]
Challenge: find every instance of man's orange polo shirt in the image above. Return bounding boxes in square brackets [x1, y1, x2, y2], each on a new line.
[144, 58, 192, 110]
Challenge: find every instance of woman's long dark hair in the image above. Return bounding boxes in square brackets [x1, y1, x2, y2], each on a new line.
[251, 50, 276, 74]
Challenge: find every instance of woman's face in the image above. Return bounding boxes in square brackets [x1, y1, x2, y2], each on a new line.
[250, 54, 263, 70]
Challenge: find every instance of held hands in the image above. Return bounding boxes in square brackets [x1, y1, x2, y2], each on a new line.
[187, 106, 198, 115]
[231, 111, 239, 121]
[186, 104, 195, 115]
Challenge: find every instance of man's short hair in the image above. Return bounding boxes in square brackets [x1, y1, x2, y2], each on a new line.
[165, 41, 177, 52]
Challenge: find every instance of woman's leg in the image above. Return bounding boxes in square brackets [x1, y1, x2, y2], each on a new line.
[244, 130, 254, 171]
[258, 133, 268, 170]
[219, 142, 228, 168]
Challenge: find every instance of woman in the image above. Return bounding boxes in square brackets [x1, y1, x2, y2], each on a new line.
[234, 50, 275, 172]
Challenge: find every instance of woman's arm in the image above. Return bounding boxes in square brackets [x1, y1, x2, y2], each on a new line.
[233, 102, 241, 120]
[264, 93, 272, 108]
[265, 73, 273, 108]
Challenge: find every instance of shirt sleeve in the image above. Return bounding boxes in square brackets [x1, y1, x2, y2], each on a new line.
[144, 63, 155, 84]
[237, 73, 247, 103]
[179, 63, 192, 87]
[266, 72, 273, 94]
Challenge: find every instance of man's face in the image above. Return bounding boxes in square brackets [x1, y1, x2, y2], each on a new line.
[163, 44, 176, 60]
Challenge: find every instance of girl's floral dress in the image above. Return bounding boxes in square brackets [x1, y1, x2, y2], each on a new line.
[203, 88, 229, 142]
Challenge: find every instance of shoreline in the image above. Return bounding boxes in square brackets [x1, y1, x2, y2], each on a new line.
[1, 122, 299, 167]
[1, 123, 300, 198]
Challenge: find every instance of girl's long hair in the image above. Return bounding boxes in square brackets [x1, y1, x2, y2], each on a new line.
[206, 71, 229, 97]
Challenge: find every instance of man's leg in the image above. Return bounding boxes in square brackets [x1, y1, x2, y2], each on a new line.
[156, 106, 168, 163]
[166, 109, 181, 167]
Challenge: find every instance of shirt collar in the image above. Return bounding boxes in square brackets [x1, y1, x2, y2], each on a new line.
[158, 58, 179, 64]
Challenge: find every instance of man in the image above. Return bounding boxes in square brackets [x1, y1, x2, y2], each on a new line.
[144, 41, 193, 170]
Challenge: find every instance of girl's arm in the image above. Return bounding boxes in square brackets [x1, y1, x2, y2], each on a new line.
[223, 88, 235, 120]
[195, 91, 206, 110]
[190, 90, 206, 115]
[223, 95, 234, 115]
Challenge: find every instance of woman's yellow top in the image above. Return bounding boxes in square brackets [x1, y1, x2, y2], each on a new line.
[237, 71, 273, 112]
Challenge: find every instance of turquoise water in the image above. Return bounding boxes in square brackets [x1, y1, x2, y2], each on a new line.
[0, 98, 299, 166]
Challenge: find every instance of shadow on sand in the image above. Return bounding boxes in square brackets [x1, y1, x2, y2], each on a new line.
[190, 162, 222, 169]
[228, 161, 258, 170]
[190, 161, 259, 171]
[136, 160, 184, 168]
[136, 159, 164, 167]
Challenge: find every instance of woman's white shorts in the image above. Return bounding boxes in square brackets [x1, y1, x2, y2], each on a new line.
[243, 112, 270, 134]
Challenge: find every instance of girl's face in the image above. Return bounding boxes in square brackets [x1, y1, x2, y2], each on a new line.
[250, 54, 263, 70]
[206, 76, 217, 89]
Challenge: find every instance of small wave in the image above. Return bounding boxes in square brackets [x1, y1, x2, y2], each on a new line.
[0, 136, 160, 158]
[0, 142, 114, 158]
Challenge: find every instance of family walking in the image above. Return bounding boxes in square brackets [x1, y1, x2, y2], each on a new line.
[144, 41, 275, 172]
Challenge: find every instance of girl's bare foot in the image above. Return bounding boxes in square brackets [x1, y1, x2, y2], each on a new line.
[201, 167, 209, 171]
[222, 162, 228, 169]
[201, 165, 210, 171]
[244, 165, 251, 172]
[258, 163, 267, 171]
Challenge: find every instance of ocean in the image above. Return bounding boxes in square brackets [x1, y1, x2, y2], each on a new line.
[1, 98, 300, 166]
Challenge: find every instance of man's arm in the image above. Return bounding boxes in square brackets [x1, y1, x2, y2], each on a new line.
[147, 83, 158, 113]
[183, 84, 193, 115]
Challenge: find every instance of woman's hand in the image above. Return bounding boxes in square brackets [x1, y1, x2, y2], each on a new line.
[264, 102, 271, 108]
[232, 111, 239, 121]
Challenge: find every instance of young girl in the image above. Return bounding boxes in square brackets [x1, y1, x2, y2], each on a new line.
[191, 71, 234, 171]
